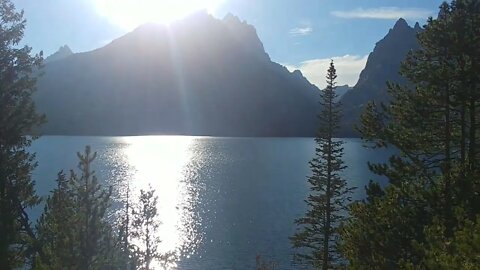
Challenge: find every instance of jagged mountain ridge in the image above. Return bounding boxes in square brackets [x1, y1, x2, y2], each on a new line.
[36, 16, 422, 137]
[339, 18, 422, 136]
[44, 45, 73, 63]
[35, 12, 320, 136]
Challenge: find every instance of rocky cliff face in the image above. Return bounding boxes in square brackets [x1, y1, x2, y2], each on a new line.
[339, 18, 422, 136]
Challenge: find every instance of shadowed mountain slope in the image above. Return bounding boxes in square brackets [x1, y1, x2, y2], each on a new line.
[35, 12, 320, 137]
[35, 16, 422, 137]
[339, 18, 422, 136]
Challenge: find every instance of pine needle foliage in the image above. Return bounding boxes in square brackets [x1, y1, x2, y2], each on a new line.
[36, 146, 122, 269]
[340, 1, 480, 268]
[0, 0, 45, 268]
[291, 61, 355, 269]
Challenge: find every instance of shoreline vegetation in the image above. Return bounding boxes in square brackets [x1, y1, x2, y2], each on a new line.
[1, 0, 479, 269]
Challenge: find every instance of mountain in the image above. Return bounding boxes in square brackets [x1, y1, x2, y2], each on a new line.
[339, 18, 422, 136]
[35, 12, 320, 136]
[334, 85, 351, 101]
[34, 16, 422, 137]
[44, 45, 73, 63]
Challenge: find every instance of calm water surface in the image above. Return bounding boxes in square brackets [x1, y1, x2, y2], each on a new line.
[30, 136, 391, 269]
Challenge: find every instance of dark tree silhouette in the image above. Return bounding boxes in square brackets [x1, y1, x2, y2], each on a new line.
[36, 146, 120, 269]
[131, 185, 162, 270]
[291, 61, 354, 269]
[0, 0, 45, 268]
[341, 1, 480, 267]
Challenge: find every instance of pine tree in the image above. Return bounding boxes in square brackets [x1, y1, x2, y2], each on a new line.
[413, 214, 480, 269]
[131, 185, 162, 270]
[116, 183, 138, 270]
[0, 0, 45, 268]
[291, 61, 354, 269]
[35, 172, 78, 269]
[340, 1, 480, 267]
[72, 146, 114, 269]
[35, 146, 121, 269]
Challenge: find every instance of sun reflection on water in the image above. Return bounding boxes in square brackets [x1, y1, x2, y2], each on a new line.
[121, 136, 200, 269]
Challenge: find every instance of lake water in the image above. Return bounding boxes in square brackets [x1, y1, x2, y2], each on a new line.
[29, 136, 391, 269]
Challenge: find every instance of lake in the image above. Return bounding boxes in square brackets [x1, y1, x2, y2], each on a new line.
[29, 136, 391, 269]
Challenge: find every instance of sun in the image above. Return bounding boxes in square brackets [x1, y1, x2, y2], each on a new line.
[92, 0, 224, 30]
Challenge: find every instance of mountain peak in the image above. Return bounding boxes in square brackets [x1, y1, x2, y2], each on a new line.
[224, 13, 241, 24]
[58, 45, 72, 53]
[221, 14, 269, 61]
[45, 45, 73, 63]
[339, 16, 421, 135]
[414, 22, 422, 31]
[103, 12, 270, 63]
[383, 17, 416, 42]
[291, 69, 304, 78]
[357, 18, 419, 87]
[393, 18, 409, 30]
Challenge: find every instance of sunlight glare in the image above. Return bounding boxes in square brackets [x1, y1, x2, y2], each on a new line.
[92, 0, 224, 30]
[123, 136, 197, 269]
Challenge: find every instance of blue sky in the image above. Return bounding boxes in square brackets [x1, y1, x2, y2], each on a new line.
[14, 0, 445, 88]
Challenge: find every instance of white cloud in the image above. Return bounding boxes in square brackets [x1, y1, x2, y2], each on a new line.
[289, 26, 313, 36]
[331, 7, 432, 20]
[285, 55, 368, 89]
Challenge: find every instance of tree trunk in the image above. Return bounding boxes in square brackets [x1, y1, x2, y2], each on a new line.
[323, 93, 334, 270]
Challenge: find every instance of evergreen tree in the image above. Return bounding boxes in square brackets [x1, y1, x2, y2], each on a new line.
[131, 185, 162, 270]
[291, 61, 354, 269]
[36, 146, 121, 269]
[74, 146, 113, 269]
[35, 172, 77, 269]
[116, 183, 138, 270]
[0, 0, 45, 268]
[340, 1, 480, 268]
[410, 214, 480, 269]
